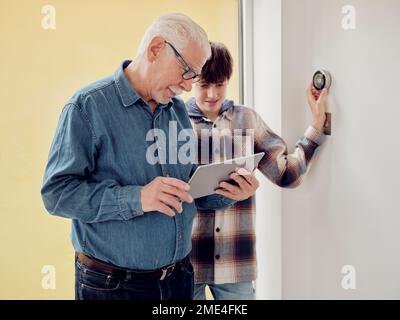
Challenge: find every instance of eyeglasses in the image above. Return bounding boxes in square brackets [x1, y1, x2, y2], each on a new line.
[165, 41, 201, 83]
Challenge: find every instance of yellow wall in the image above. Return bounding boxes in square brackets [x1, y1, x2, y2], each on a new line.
[0, 0, 238, 299]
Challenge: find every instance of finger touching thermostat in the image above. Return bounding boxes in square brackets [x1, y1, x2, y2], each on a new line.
[312, 69, 332, 136]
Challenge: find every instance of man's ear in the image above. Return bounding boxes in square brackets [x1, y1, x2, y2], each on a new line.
[147, 36, 166, 62]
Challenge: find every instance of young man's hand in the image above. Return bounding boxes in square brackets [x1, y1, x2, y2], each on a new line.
[307, 83, 329, 132]
[215, 168, 260, 201]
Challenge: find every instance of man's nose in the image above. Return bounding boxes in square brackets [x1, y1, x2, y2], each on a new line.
[207, 87, 219, 99]
[181, 79, 193, 92]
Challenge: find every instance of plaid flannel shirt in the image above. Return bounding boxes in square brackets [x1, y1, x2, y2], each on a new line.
[186, 98, 325, 284]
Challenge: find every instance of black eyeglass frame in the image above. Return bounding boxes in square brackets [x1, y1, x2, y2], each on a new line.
[165, 41, 201, 83]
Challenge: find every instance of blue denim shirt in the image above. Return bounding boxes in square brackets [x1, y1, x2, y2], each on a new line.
[41, 61, 235, 270]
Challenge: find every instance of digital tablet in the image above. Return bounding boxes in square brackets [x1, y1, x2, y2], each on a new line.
[188, 152, 265, 199]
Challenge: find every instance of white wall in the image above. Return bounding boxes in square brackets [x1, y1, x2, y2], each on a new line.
[252, 0, 400, 299]
[282, 0, 400, 299]
[253, 0, 283, 300]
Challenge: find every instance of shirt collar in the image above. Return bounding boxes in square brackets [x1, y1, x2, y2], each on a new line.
[186, 97, 234, 121]
[114, 60, 173, 110]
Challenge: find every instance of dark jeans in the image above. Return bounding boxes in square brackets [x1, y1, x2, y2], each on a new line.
[75, 255, 194, 300]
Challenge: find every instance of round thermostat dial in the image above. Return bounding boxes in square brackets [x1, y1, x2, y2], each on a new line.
[313, 70, 332, 91]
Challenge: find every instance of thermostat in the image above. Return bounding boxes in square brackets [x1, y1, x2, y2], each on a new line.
[312, 69, 332, 136]
[313, 69, 332, 91]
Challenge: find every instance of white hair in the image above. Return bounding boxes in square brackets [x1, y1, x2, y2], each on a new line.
[135, 13, 211, 61]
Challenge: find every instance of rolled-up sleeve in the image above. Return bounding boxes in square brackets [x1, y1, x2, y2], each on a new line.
[41, 103, 144, 223]
[254, 110, 325, 188]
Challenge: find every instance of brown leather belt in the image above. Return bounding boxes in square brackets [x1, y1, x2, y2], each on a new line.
[76, 252, 179, 281]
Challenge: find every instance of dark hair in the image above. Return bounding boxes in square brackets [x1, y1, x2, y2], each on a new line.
[200, 42, 233, 84]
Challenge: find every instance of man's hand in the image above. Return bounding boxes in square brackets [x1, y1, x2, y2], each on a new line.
[140, 177, 193, 217]
[307, 83, 329, 132]
[214, 168, 260, 201]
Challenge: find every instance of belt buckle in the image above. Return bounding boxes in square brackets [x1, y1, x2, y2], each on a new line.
[160, 263, 175, 280]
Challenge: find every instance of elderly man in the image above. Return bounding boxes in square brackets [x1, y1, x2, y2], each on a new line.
[41, 13, 259, 300]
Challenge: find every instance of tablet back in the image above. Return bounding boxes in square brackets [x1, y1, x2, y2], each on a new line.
[188, 152, 265, 199]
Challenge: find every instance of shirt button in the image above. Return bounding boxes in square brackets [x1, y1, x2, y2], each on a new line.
[216, 228, 220, 232]
[213, 124, 217, 128]
[215, 254, 220, 260]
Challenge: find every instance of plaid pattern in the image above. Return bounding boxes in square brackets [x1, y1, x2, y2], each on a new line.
[186, 98, 325, 284]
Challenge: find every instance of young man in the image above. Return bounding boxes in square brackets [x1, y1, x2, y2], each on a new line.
[186, 42, 328, 300]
